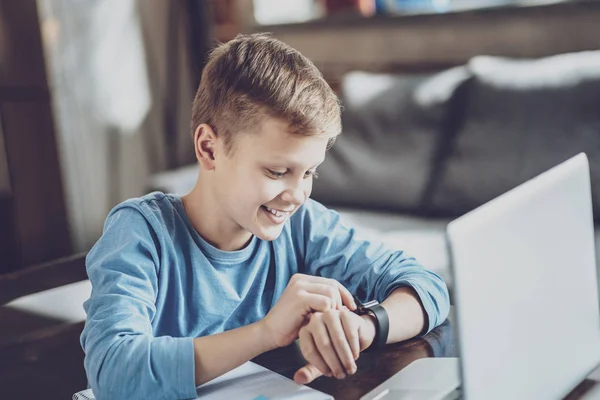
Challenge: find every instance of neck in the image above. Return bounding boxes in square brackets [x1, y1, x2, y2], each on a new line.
[181, 174, 253, 251]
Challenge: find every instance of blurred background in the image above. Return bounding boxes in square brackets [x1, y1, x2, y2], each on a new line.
[1, 0, 599, 398]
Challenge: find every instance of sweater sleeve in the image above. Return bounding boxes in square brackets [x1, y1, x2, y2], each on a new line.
[297, 200, 450, 333]
[80, 205, 197, 400]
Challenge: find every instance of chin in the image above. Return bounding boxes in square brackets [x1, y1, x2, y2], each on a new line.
[254, 225, 285, 242]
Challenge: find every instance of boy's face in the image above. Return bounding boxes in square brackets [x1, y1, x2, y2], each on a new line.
[212, 118, 329, 243]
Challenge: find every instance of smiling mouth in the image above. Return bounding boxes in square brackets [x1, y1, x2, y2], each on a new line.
[261, 205, 292, 218]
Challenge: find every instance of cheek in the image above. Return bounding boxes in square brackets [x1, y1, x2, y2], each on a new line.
[223, 169, 255, 206]
[304, 179, 313, 198]
[255, 179, 285, 202]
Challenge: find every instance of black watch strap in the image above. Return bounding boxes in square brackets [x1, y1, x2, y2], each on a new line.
[353, 296, 389, 351]
[365, 303, 389, 351]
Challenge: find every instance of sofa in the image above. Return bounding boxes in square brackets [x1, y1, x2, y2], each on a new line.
[5, 48, 599, 400]
[148, 50, 600, 303]
[311, 50, 600, 297]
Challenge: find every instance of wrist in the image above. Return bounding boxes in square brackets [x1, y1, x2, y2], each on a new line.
[254, 319, 279, 353]
[360, 314, 377, 350]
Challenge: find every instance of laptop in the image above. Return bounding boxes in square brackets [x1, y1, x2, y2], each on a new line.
[362, 153, 600, 400]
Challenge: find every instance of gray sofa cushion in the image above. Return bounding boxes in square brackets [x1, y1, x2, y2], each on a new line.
[311, 68, 470, 213]
[428, 52, 600, 219]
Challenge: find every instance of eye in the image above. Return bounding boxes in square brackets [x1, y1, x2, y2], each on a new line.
[304, 170, 319, 179]
[267, 169, 286, 179]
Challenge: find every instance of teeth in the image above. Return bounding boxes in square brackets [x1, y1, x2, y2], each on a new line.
[265, 206, 285, 218]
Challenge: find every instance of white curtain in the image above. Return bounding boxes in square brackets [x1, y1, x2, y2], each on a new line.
[37, 0, 197, 251]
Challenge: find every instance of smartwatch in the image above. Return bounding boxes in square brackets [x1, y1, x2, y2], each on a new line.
[352, 295, 389, 351]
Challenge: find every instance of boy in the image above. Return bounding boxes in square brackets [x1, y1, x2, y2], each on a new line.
[81, 33, 449, 399]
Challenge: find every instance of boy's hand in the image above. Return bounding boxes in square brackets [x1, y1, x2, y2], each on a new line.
[260, 274, 356, 348]
[293, 309, 376, 384]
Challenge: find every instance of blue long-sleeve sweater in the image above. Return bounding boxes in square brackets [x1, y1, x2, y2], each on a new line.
[81, 192, 449, 399]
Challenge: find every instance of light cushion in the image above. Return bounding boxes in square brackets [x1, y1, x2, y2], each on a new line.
[311, 68, 470, 214]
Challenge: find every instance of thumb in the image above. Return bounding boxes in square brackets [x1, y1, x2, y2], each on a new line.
[294, 363, 324, 385]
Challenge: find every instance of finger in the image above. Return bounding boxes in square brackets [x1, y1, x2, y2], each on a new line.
[312, 316, 346, 379]
[325, 311, 357, 375]
[294, 364, 324, 385]
[334, 281, 357, 311]
[302, 292, 334, 313]
[301, 282, 342, 310]
[298, 327, 331, 377]
[340, 311, 361, 361]
[299, 276, 357, 311]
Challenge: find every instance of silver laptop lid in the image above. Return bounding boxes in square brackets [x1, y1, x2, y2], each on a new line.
[447, 153, 600, 400]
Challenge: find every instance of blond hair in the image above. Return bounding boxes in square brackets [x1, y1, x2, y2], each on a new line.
[191, 33, 341, 153]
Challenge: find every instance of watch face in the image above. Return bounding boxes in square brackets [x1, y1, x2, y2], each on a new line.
[353, 295, 379, 314]
[362, 300, 380, 308]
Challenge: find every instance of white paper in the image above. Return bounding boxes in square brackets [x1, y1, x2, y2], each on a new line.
[195, 362, 332, 400]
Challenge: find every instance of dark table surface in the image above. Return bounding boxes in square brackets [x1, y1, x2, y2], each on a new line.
[252, 319, 599, 400]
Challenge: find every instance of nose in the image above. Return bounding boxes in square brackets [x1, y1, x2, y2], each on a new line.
[280, 180, 307, 206]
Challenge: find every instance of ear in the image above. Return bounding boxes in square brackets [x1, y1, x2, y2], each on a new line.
[193, 123, 218, 170]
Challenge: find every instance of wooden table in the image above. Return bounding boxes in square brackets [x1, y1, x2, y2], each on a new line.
[252, 320, 599, 400]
